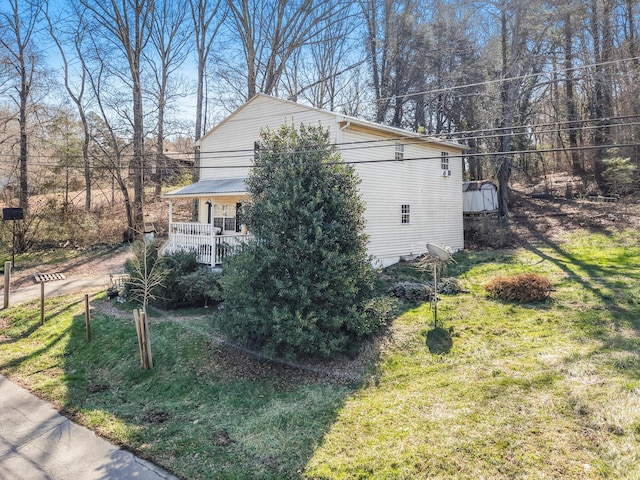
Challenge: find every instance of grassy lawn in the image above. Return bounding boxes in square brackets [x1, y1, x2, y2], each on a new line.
[2, 229, 640, 479]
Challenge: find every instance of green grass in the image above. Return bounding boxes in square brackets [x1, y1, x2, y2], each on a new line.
[2, 228, 640, 479]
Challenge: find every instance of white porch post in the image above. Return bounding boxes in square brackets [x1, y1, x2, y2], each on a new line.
[168, 200, 174, 250]
[210, 198, 215, 267]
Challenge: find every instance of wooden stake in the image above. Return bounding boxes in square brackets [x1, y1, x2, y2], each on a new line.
[40, 281, 45, 325]
[84, 294, 91, 342]
[133, 309, 144, 368]
[3, 261, 11, 309]
[142, 311, 153, 369]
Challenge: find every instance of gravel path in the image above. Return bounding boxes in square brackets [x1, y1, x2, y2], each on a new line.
[4, 245, 133, 290]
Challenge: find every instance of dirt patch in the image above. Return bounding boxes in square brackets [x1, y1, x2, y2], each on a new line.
[466, 189, 640, 249]
[211, 429, 235, 447]
[197, 329, 388, 389]
[142, 409, 170, 424]
[87, 383, 110, 393]
[509, 190, 640, 244]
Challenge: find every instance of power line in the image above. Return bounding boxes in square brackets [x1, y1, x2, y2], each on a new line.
[4, 141, 639, 173]
[373, 55, 640, 103]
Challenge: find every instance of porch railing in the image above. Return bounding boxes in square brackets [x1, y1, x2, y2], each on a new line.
[166, 222, 252, 266]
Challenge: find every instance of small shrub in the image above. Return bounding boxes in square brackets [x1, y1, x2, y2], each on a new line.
[156, 249, 223, 309]
[389, 282, 433, 304]
[360, 296, 398, 328]
[177, 267, 224, 307]
[484, 273, 552, 303]
[438, 277, 462, 295]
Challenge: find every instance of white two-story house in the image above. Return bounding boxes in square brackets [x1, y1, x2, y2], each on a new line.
[164, 94, 465, 268]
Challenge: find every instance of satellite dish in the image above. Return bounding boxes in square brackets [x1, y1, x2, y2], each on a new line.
[427, 243, 452, 262]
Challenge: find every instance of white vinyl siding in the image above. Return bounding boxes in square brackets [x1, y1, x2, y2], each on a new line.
[196, 95, 464, 267]
[343, 129, 463, 267]
[198, 96, 338, 181]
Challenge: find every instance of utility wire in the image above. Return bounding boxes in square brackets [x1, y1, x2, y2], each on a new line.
[372, 55, 640, 103]
[4, 141, 639, 173]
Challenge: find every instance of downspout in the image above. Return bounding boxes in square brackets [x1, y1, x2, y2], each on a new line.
[337, 118, 351, 145]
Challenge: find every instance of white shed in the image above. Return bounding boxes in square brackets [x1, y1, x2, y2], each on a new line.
[462, 181, 498, 214]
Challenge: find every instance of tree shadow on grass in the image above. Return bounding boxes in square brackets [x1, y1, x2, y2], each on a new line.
[35, 300, 371, 479]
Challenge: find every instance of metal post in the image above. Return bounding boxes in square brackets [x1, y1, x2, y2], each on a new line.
[3, 261, 11, 309]
[11, 221, 15, 267]
[85, 294, 91, 343]
[433, 263, 438, 328]
[40, 281, 45, 325]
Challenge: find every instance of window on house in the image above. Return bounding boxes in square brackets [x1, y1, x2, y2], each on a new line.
[401, 204, 411, 224]
[213, 203, 237, 232]
[441, 151, 449, 170]
[395, 143, 404, 160]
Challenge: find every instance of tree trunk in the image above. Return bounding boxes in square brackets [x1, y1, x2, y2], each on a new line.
[132, 77, 145, 239]
[590, 0, 614, 191]
[564, 11, 582, 175]
[498, 7, 511, 218]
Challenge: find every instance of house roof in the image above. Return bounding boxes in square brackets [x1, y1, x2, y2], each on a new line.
[163, 178, 247, 198]
[197, 94, 466, 151]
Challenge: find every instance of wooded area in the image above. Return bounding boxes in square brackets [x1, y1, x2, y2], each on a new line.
[1, 0, 639, 248]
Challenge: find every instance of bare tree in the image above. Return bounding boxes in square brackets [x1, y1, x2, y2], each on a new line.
[85, 52, 136, 237]
[285, 4, 365, 111]
[588, 0, 615, 192]
[149, 0, 191, 197]
[189, 0, 225, 144]
[563, 7, 584, 176]
[224, 0, 339, 100]
[45, 3, 93, 210]
[0, 0, 42, 218]
[358, 0, 395, 123]
[485, 0, 551, 216]
[78, 0, 154, 241]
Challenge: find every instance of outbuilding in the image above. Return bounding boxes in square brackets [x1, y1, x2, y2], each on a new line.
[462, 180, 498, 214]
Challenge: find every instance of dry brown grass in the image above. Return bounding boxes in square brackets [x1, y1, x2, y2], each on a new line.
[484, 272, 553, 303]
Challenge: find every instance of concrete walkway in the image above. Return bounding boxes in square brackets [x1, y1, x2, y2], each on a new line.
[0, 278, 179, 480]
[0, 375, 178, 480]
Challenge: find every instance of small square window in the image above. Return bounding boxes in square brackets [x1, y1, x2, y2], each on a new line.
[395, 143, 404, 160]
[441, 151, 449, 170]
[401, 204, 411, 224]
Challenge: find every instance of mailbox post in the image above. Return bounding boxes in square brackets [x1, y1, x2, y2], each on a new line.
[2, 207, 24, 267]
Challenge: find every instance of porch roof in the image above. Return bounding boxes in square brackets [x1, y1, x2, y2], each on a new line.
[163, 178, 247, 199]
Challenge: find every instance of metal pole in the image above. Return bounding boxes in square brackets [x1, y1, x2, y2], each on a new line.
[85, 294, 91, 343]
[11, 220, 15, 267]
[3, 261, 11, 309]
[40, 281, 45, 325]
[433, 263, 438, 328]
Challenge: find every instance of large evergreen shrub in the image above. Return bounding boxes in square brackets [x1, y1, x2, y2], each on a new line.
[221, 123, 384, 358]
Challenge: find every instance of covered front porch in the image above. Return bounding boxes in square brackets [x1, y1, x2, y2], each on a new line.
[163, 178, 252, 267]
